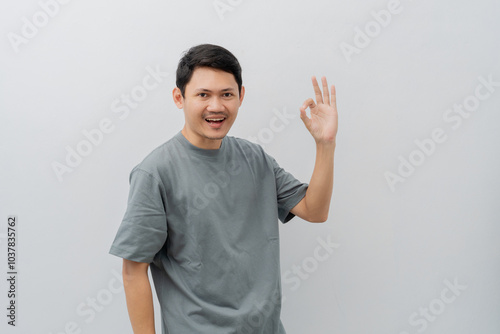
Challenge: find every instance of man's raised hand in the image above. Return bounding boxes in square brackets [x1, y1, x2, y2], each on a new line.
[299, 76, 338, 145]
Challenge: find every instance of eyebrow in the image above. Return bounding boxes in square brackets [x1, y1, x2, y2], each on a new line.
[194, 88, 236, 93]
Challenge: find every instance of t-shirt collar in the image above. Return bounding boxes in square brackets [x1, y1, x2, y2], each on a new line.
[174, 130, 227, 158]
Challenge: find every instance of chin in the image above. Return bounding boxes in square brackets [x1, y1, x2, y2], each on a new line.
[203, 131, 228, 140]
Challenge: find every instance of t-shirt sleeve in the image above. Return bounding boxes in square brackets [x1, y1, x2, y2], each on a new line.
[109, 167, 168, 263]
[268, 155, 309, 224]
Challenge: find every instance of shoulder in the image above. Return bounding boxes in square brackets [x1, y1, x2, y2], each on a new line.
[225, 135, 276, 168]
[226, 135, 266, 157]
[130, 135, 180, 178]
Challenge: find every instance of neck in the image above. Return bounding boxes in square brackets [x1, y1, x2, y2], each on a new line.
[181, 127, 223, 150]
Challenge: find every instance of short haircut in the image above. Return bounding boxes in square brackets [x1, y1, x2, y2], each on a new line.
[176, 44, 242, 98]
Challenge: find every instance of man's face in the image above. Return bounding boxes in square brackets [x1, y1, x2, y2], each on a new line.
[173, 67, 245, 150]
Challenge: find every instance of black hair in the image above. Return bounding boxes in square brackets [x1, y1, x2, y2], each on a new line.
[176, 44, 242, 97]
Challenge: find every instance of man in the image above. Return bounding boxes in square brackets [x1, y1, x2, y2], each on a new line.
[109, 44, 338, 333]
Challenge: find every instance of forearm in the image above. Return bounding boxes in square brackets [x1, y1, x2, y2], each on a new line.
[123, 263, 156, 334]
[304, 141, 336, 222]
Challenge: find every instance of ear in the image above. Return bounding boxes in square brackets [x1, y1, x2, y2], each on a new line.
[238, 86, 245, 106]
[172, 87, 184, 109]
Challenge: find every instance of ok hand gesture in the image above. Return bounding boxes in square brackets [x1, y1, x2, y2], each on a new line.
[300, 76, 338, 145]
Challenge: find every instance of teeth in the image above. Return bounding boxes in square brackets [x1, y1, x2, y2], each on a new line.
[206, 118, 224, 121]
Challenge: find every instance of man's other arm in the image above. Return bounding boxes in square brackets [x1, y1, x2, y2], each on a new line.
[123, 259, 156, 334]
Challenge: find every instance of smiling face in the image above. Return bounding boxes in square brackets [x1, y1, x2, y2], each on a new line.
[173, 67, 245, 150]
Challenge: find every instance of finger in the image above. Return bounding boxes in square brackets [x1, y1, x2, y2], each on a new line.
[331, 84, 337, 109]
[301, 98, 316, 112]
[311, 76, 323, 105]
[322, 76, 330, 106]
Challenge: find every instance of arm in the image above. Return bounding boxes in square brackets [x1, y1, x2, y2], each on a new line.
[123, 259, 156, 334]
[290, 76, 338, 223]
[291, 142, 335, 222]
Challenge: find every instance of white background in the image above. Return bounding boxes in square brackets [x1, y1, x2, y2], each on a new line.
[1, 0, 499, 333]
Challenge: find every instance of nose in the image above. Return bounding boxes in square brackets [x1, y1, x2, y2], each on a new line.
[207, 96, 224, 111]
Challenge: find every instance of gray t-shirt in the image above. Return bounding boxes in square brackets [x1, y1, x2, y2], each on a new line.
[109, 130, 308, 334]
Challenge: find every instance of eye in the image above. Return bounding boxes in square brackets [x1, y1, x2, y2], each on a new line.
[198, 93, 208, 98]
[223, 92, 233, 97]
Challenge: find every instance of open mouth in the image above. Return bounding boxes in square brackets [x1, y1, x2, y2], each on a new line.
[205, 117, 226, 128]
